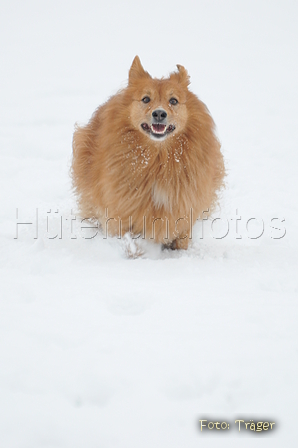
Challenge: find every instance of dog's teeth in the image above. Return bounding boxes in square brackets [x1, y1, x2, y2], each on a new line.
[151, 125, 166, 134]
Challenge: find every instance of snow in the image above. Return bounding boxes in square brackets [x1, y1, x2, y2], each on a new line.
[1, 0, 298, 447]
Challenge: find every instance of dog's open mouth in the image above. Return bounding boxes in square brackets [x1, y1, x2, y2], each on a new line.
[141, 123, 176, 138]
[151, 124, 166, 135]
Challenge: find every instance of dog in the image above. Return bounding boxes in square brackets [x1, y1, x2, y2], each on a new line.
[72, 56, 225, 249]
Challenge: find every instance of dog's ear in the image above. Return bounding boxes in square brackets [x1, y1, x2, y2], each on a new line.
[176, 64, 190, 87]
[129, 56, 151, 84]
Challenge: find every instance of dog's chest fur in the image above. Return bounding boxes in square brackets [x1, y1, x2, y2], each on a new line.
[152, 183, 170, 210]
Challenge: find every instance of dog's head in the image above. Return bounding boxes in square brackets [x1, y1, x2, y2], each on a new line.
[127, 56, 190, 142]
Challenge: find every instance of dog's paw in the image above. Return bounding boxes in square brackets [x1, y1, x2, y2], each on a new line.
[120, 233, 163, 259]
[121, 233, 144, 259]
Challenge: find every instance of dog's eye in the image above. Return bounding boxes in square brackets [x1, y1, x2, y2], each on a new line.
[142, 96, 150, 104]
[169, 98, 178, 105]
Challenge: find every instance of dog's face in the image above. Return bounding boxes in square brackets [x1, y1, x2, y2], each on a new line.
[127, 56, 189, 142]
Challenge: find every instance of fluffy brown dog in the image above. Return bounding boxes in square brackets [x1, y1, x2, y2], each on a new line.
[72, 56, 225, 249]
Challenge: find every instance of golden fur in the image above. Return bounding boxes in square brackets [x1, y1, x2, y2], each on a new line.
[72, 56, 225, 249]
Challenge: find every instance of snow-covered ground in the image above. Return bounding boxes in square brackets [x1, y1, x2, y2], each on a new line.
[1, 1, 297, 447]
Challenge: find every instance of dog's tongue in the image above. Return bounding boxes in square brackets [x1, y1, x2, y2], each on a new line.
[151, 124, 166, 134]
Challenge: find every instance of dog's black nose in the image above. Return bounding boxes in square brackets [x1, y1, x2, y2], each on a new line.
[152, 109, 167, 122]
